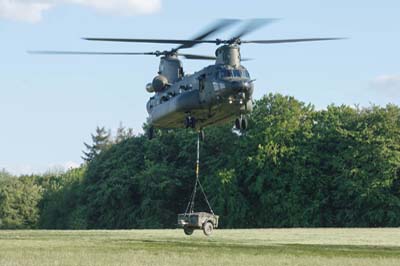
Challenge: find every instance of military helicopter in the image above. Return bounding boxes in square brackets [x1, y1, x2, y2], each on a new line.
[30, 19, 343, 140]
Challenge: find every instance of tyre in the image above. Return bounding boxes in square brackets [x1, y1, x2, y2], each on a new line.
[185, 117, 191, 128]
[183, 227, 194, 236]
[235, 118, 241, 130]
[202, 222, 213, 236]
[241, 117, 248, 130]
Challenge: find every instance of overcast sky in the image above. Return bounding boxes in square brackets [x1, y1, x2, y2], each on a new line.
[1, 0, 399, 175]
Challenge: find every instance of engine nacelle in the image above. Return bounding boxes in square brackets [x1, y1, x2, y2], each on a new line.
[146, 83, 154, 93]
[152, 75, 168, 92]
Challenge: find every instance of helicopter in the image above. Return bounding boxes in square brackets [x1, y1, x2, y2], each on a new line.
[30, 19, 343, 140]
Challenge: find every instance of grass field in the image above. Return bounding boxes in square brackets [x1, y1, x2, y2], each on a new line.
[1, 228, 400, 266]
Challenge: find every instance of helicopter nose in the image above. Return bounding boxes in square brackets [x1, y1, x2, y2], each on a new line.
[228, 80, 252, 92]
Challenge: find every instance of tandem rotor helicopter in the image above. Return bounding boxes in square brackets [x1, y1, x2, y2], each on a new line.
[31, 19, 343, 140]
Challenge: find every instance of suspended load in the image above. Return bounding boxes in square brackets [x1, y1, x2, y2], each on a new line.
[177, 132, 219, 236]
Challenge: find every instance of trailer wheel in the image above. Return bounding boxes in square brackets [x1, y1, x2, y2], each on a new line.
[203, 222, 213, 236]
[183, 227, 194, 236]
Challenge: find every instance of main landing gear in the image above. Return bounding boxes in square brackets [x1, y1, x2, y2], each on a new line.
[147, 125, 154, 140]
[185, 115, 196, 129]
[185, 115, 205, 141]
[235, 115, 248, 131]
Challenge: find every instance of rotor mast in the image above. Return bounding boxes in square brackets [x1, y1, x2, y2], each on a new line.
[215, 45, 241, 67]
[158, 54, 183, 83]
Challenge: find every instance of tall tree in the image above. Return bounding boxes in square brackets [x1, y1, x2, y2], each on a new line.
[82, 126, 112, 162]
[115, 122, 134, 143]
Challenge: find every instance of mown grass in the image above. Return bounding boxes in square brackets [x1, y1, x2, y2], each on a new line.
[0, 228, 399, 266]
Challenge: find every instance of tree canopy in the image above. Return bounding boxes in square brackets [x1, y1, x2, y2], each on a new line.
[1, 93, 400, 229]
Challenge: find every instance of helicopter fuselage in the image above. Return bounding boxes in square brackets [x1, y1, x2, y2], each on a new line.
[146, 63, 254, 129]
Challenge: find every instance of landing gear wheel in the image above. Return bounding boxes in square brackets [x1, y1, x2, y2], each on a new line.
[183, 227, 194, 236]
[235, 118, 241, 130]
[185, 116, 196, 129]
[148, 126, 154, 140]
[203, 222, 213, 236]
[185, 117, 191, 128]
[241, 117, 248, 130]
[199, 129, 205, 141]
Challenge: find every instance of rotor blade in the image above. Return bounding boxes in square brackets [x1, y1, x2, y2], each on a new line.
[178, 53, 217, 60]
[232, 18, 277, 40]
[175, 19, 239, 50]
[241, 37, 346, 44]
[83, 38, 201, 45]
[28, 50, 156, 55]
[83, 20, 238, 49]
[28, 50, 220, 60]
[178, 53, 252, 61]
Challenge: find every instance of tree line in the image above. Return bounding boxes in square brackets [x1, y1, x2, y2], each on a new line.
[1, 93, 400, 229]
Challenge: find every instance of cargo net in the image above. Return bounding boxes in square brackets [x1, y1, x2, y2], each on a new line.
[184, 132, 214, 215]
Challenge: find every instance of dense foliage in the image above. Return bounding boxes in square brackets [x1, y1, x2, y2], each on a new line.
[1, 94, 400, 229]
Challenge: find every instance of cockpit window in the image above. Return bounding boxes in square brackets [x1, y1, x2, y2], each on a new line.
[233, 70, 241, 77]
[242, 70, 250, 78]
[219, 69, 250, 79]
[218, 70, 230, 78]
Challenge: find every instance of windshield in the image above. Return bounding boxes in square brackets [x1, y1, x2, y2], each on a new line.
[219, 69, 250, 79]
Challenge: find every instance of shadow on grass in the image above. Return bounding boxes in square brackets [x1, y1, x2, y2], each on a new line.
[110, 238, 400, 258]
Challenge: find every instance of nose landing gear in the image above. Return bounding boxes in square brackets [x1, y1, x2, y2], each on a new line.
[235, 115, 248, 131]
